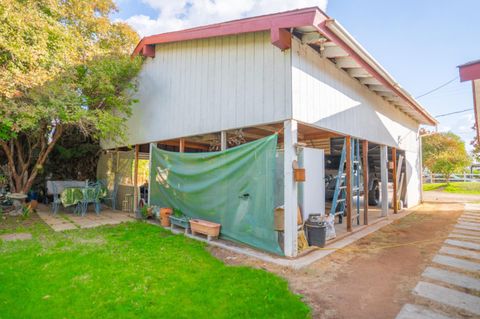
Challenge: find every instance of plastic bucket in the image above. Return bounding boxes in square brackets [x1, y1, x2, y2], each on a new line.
[305, 221, 326, 248]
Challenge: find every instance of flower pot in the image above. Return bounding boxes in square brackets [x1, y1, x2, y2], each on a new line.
[28, 200, 38, 210]
[160, 207, 172, 227]
[189, 219, 221, 241]
[169, 215, 190, 234]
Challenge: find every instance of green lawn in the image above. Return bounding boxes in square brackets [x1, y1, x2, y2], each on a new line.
[423, 182, 480, 194]
[0, 216, 310, 319]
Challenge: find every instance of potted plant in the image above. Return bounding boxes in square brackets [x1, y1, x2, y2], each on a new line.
[136, 205, 150, 220]
[169, 208, 190, 233]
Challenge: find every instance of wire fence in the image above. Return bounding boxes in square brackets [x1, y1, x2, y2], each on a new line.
[423, 173, 480, 183]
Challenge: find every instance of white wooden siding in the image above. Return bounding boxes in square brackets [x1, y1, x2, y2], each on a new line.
[290, 38, 422, 207]
[121, 31, 292, 146]
[291, 38, 420, 153]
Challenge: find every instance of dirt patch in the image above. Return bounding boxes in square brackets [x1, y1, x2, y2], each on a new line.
[210, 203, 464, 319]
[0, 211, 45, 233]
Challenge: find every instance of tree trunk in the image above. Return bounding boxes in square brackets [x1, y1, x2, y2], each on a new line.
[0, 126, 63, 194]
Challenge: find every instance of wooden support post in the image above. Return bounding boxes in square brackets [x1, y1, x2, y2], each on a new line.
[362, 140, 369, 225]
[346, 136, 352, 232]
[220, 131, 227, 151]
[392, 148, 398, 214]
[133, 144, 139, 212]
[380, 145, 388, 217]
[179, 138, 185, 153]
[148, 143, 153, 205]
[283, 120, 298, 257]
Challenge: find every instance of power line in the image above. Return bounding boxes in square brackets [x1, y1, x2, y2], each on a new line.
[435, 108, 472, 118]
[416, 76, 459, 99]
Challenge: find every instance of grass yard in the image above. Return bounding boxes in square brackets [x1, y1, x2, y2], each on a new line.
[0, 216, 310, 319]
[423, 182, 480, 194]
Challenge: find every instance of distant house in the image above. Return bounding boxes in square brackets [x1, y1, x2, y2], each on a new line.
[102, 7, 436, 257]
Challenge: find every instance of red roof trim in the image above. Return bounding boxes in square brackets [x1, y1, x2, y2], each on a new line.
[132, 7, 328, 57]
[459, 60, 480, 82]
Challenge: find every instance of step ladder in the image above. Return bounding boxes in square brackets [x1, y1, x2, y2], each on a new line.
[330, 138, 362, 225]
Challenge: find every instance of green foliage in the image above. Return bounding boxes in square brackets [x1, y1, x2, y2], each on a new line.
[21, 205, 30, 219]
[422, 183, 447, 192]
[423, 182, 480, 194]
[0, 0, 143, 193]
[422, 132, 471, 181]
[0, 222, 311, 318]
[0, 173, 6, 186]
[173, 208, 184, 217]
[139, 205, 149, 219]
[444, 182, 480, 194]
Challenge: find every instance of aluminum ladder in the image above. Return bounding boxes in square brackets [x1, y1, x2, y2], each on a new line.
[330, 138, 362, 225]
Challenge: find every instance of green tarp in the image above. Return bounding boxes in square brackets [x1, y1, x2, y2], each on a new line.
[150, 135, 283, 255]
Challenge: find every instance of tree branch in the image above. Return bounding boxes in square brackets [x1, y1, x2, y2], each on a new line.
[23, 125, 63, 193]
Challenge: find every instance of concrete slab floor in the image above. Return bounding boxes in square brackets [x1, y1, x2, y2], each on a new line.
[36, 204, 133, 232]
[0, 233, 32, 241]
[422, 266, 480, 291]
[396, 303, 454, 319]
[439, 246, 480, 260]
[447, 234, 480, 242]
[444, 239, 480, 251]
[433, 254, 480, 272]
[413, 281, 480, 316]
[157, 207, 413, 269]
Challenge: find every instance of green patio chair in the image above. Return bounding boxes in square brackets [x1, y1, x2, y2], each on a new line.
[99, 179, 118, 210]
[79, 182, 102, 216]
[51, 182, 62, 215]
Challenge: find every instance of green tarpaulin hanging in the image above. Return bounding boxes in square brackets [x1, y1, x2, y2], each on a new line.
[150, 134, 283, 255]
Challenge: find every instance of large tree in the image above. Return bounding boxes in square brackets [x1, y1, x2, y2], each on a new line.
[422, 131, 471, 182]
[0, 0, 142, 193]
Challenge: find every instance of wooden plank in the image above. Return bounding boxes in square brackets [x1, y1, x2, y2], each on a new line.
[179, 138, 185, 153]
[159, 140, 208, 150]
[392, 147, 398, 214]
[363, 140, 369, 225]
[346, 136, 352, 232]
[380, 145, 388, 217]
[133, 144, 139, 212]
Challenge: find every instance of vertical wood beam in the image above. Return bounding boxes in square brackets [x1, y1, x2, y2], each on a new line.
[283, 120, 298, 257]
[133, 144, 139, 212]
[220, 131, 227, 151]
[392, 147, 398, 214]
[148, 143, 153, 205]
[380, 145, 388, 217]
[346, 136, 352, 232]
[179, 138, 185, 153]
[362, 140, 369, 225]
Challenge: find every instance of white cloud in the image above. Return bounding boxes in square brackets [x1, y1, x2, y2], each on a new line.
[456, 112, 475, 134]
[122, 0, 328, 37]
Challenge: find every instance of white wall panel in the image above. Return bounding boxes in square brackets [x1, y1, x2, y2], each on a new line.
[291, 38, 422, 207]
[291, 38, 420, 153]
[119, 32, 291, 147]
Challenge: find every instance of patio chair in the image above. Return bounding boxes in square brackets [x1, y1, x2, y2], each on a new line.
[51, 182, 62, 215]
[79, 182, 102, 216]
[99, 179, 118, 210]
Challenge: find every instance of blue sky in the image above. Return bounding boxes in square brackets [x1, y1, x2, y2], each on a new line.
[113, 0, 480, 150]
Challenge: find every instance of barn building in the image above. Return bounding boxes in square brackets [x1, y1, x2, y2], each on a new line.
[100, 7, 436, 257]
